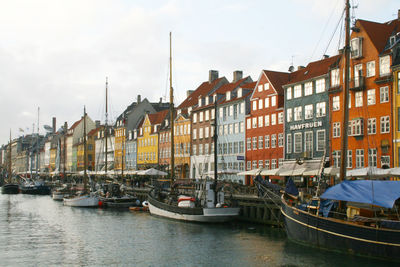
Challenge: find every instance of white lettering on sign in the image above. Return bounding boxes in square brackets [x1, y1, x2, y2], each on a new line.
[289, 121, 323, 131]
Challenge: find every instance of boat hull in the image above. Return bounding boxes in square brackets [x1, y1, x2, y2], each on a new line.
[148, 194, 240, 223]
[281, 198, 400, 261]
[1, 184, 20, 194]
[52, 192, 68, 201]
[20, 185, 51, 195]
[63, 195, 99, 207]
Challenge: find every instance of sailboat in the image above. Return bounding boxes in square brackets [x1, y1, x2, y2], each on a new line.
[63, 107, 100, 207]
[280, 0, 400, 261]
[1, 130, 19, 194]
[147, 32, 240, 222]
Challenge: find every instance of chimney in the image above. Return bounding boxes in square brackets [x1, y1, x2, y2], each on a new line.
[233, 70, 243, 83]
[137, 94, 141, 103]
[209, 70, 219, 83]
[52, 117, 56, 133]
[297, 66, 305, 71]
[186, 90, 194, 97]
[64, 121, 68, 132]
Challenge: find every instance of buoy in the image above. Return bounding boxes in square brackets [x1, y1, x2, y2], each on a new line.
[98, 200, 103, 207]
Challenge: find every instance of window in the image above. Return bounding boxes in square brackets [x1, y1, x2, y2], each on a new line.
[286, 134, 292, 153]
[252, 137, 257, 150]
[193, 144, 197, 155]
[351, 37, 362, 58]
[333, 151, 341, 168]
[278, 112, 283, 124]
[271, 114, 276, 125]
[258, 160, 264, 168]
[294, 133, 302, 153]
[380, 116, 390, 133]
[252, 160, 257, 170]
[286, 108, 292, 122]
[205, 127, 209, 138]
[354, 64, 363, 87]
[379, 55, 390, 76]
[271, 96, 276, 106]
[317, 130, 325, 151]
[247, 161, 251, 170]
[294, 85, 302, 98]
[271, 134, 276, 148]
[252, 101, 257, 111]
[356, 149, 364, 168]
[349, 118, 364, 136]
[367, 89, 375, 105]
[368, 148, 377, 167]
[367, 118, 376, 135]
[380, 86, 389, 103]
[333, 122, 340, 138]
[246, 118, 251, 129]
[193, 129, 197, 140]
[246, 138, 251, 151]
[316, 78, 325, 93]
[332, 96, 340, 111]
[304, 131, 313, 154]
[258, 136, 263, 149]
[258, 99, 263, 109]
[234, 142, 238, 154]
[258, 84, 263, 92]
[263, 97, 270, 109]
[240, 122, 244, 133]
[199, 127, 203, 139]
[193, 113, 197, 123]
[199, 112, 203, 122]
[305, 104, 313, 119]
[265, 115, 270, 126]
[265, 135, 270, 148]
[366, 61, 375, 77]
[234, 123, 239, 134]
[304, 82, 313, 96]
[205, 110, 209, 121]
[258, 116, 263, 127]
[355, 91, 363, 107]
[265, 160, 270, 169]
[252, 117, 257, 128]
[239, 142, 244, 153]
[316, 102, 326, 117]
[331, 68, 340, 87]
[199, 144, 203, 155]
[381, 156, 390, 168]
[347, 150, 353, 168]
[278, 133, 284, 147]
[286, 87, 292, 100]
[294, 106, 302, 121]
[265, 83, 269, 90]
[229, 124, 233, 134]
[271, 159, 277, 169]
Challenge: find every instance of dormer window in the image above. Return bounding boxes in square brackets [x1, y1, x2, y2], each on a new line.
[390, 35, 396, 46]
[198, 98, 202, 107]
[351, 37, 363, 59]
[205, 97, 209, 106]
[226, 91, 231, 101]
[237, 88, 242, 97]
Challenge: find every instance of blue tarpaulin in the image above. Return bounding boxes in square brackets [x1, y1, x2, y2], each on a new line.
[320, 180, 400, 208]
[285, 178, 299, 196]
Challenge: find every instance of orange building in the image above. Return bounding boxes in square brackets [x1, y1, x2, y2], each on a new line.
[330, 18, 398, 169]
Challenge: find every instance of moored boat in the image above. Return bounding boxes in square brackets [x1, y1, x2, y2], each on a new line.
[1, 183, 20, 194]
[63, 193, 100, 207]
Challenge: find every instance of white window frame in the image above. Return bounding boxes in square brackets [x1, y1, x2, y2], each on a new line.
[316, 130, 325, 152]
[294, 132, 302, 153]
[380, 86, 389, 103]
[367, 89, 375, 105]
[316, 78, 325, 93]
[304, 82, 313, 96]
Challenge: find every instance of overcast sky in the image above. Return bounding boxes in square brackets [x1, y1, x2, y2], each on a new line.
[0, 0, 398, 145]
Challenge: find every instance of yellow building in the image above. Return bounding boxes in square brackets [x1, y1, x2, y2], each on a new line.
[174, 113, 191, 178]
[137, 110, 169, 169]
[393, 59, 400, 167]
[114, 123, 126, 171]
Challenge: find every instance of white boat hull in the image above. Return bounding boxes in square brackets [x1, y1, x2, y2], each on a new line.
[52, 192, 69, 201]
[63, 194, 99, 207]
[148, 201, 240, 223]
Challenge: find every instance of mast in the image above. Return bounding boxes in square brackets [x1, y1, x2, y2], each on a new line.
[105, 77, 108, 175]
[8, 130, 12, 184]
[213, 100, 218, 205]
[83, 106, 88, 192]
[169, 32, 175, 184]
[339, 0, 351, 182]
[36, 107, 40, 178]
[63, 122, 67, 179]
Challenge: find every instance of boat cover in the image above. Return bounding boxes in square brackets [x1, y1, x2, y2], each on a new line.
[320, 180, 400, 208]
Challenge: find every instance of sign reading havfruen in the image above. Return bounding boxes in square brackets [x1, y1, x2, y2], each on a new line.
[289, 121, 322, 131]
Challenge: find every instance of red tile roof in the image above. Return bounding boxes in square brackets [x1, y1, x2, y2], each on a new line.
[177, 77, 226, 109]
[358, 19, 400, 53]
[285, 55, 341, 85]
[262, 70, 290, 95]
[215, 77, 249, 95]
[88, 127, 101, 136]
[148, 109, 169, 125]
[69, 117, 83, 130]
[240, 81, 257, 89]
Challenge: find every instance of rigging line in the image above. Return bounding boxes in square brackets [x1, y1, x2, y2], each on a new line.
[309, 0, 342, 61]
[323, 7, 346, 57]
[337, 10, 345, 52]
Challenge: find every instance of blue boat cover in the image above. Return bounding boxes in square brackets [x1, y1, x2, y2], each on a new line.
[285, 178, 299, 196]
[320, 180, 400, 208]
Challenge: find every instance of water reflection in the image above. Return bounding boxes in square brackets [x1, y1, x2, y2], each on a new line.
[0, 194, 392, 267]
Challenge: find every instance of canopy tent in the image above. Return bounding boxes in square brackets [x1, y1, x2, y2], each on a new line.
[320, 180, 400, 208]
[137, 168, 167, 176]
[277, 159, 324, 177]
[237, 168, 262, 176]
[389, 167, 400, 177]
[260, 168, 280, 176]
[346, 167, 390, 178]
[323, 167, 340, 176]
[278, 168, 307, 176]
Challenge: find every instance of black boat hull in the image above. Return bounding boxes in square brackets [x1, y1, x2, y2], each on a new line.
[1, 184, 20, 194]
[20, 185, 51, 195]
[281, 199, 400, 261]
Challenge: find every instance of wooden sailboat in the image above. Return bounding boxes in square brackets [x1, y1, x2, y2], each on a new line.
[147, 32, 240, 222]
[63, 106, 99, 207]
[280, 0, 400, 261]
[1, 130, 19, 194]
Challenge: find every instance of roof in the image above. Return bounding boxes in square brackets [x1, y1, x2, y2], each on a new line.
[240, 81, 257, 90]
[148, 109, 169, 125]
[218, 89, 253, 106]
[177, 77, 226, 109]
[215, 77, 249, 95]
[262, 70, 290, 95]
[69, 117, 83, 130]
[285, 55, 341, 86]
[88, 127, 101, 136]
[358, 19, 400, 54]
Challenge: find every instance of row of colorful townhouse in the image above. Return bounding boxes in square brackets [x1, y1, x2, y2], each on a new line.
[2, 13, 400, 184]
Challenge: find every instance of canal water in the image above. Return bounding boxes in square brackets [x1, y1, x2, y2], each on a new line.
[0, 194, 391, 267]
